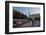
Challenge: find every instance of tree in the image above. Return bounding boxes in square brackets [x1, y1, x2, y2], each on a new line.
[13, 10, 27, 19]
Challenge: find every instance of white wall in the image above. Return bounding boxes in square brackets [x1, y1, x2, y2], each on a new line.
[0, 0, 46, 35]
